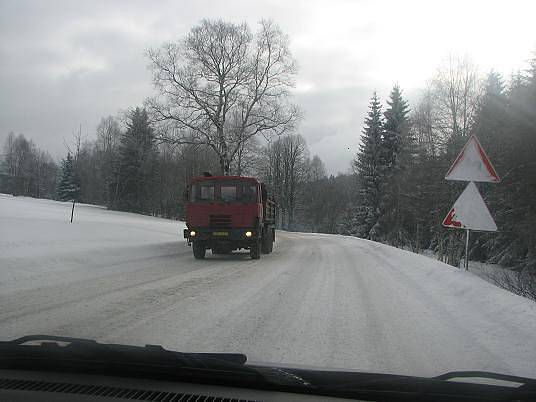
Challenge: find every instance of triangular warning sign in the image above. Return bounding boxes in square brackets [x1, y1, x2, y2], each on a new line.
[445, 135, 500, 183]
[442, 182, 497, 231]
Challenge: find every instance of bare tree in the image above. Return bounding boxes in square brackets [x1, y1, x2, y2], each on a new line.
[32, 149, 54, 198]
[2, 132, 17, 176]
[96, 116, 121, 155]
[307, 155, 327, 182]
[146, 19, 299, 175]
[432, 55, 482, 147]
[1, 133, 57, 198]
[63, 124, 83, 161]
[281, 134, 308, 228]
[412, 89, 438, 157]
[231, 136, 261, 176]
[259, 134, 308, 229]
[95, 116, 122, 205]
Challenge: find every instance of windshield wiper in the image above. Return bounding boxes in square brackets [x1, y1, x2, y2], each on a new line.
[434, 371, 536, 388]
[0, 335, 264, 386]
[269, 367, 536, 401]
[7, 334, 247, 365]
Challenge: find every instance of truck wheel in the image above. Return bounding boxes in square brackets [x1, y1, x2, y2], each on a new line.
[193, 241, 206, 259]
[250, 241, 261, 260]
[268, 229, 274, 253]
[261, 229, 273, 254]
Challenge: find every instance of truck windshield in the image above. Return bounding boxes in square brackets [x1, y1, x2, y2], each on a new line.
[221, 185, 237, 202]
[198, 184, 215, 201]
[191, 181, 257, 203]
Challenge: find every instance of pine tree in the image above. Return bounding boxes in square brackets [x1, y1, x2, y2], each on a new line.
[489, 61, 536, 271]
[470, 71, 508, 262]
[379, 85, 411, 246]
[115, 108, 158, 213]
[383, 86, 410, 169]
[351, 93, 385, 239]
[57, 153, 80, 201]
[473, 71, 507, 153]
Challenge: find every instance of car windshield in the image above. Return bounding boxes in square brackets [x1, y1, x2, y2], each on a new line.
[1, 0, 536, 388]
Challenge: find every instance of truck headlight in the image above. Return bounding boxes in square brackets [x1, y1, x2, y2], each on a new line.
[190, 230, 196, 237]
[245, 231, 253, 238]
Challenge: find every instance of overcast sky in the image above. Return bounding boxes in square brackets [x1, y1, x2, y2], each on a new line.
[1, 0, 535, 174]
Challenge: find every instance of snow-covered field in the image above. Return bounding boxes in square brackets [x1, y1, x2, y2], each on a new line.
[1, 194, 536, 379]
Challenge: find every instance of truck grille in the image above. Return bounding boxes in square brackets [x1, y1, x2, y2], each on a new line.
[210, 214, 232, 228]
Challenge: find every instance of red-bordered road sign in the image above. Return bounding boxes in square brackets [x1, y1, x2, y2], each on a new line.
[445, 135, 500, 183]
[442, 182, 497, 231]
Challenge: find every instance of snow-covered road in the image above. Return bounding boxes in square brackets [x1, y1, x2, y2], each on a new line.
[1, 194, 536, 378]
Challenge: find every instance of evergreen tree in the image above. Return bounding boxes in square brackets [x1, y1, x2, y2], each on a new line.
[57, 153, 80, 201]
[489, 61, 536, 271]
[470, 71, 508, 262]
[383, 85, 409, 169]
[351, 93, 385, 239]
[115, 108, 158, 213]
[473, 71, 507, 153]
[379, 85, 412, 246]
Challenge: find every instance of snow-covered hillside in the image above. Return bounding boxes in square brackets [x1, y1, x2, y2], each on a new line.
[1, 194, 536, 379]
[0, 194, 185, 293]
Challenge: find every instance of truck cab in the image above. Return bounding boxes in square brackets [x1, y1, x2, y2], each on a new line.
[183, 175, 275, 259]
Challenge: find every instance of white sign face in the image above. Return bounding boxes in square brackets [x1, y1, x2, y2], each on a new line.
[442, 182, 497, 231]
[445, 136, 500, 183]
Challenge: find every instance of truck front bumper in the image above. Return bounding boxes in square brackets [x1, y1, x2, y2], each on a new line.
[183, 227, 258, 242]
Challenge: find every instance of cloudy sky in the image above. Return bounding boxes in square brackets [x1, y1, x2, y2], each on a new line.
[1, 0, 535, 174]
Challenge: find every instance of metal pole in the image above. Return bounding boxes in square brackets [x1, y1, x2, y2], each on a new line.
[70, 199, 75, 223]
[464, 229, 470, 271]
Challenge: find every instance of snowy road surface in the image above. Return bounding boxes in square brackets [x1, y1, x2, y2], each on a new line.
[1, 194, 536, 378]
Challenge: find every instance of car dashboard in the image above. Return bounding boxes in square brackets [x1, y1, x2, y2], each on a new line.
[0, 368, 355, 402]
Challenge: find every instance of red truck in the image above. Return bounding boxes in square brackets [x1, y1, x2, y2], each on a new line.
[183, 175, 276, 259]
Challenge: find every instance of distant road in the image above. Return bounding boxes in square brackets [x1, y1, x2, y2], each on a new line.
[1, 195, 536, 378]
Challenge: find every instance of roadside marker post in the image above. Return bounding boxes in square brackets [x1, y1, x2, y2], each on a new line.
[71, 199, 76, 223]
[465, 229, 470, 271]
[442, 136, 499, 270]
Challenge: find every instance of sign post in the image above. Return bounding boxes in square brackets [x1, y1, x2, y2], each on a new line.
[442, 136, 500, 270]
[464, 230, 470, 271]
